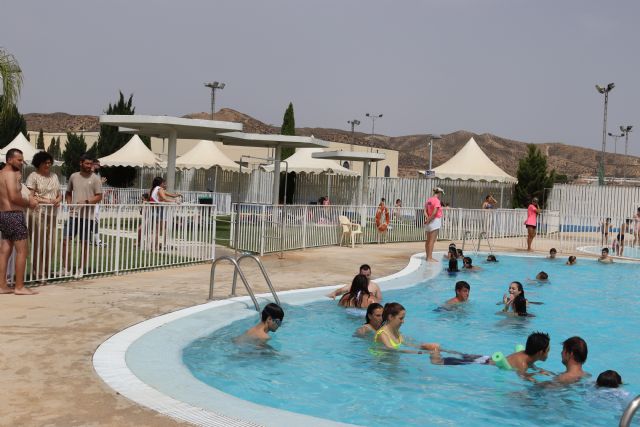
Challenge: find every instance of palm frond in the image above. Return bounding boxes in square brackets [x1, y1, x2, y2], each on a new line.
[0, 47, 24, 119]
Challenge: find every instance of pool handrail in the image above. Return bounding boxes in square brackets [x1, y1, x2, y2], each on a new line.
[461, 230, 472, 252]
[620, 395, 640, 427]
[231, 254, 281, 306]
[208, 256, 261, 312]
[476, 231, 494, 255]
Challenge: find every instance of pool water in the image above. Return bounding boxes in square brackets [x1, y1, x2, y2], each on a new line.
[183, 255, 639, 426]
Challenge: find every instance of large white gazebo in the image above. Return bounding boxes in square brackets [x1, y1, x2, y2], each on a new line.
[0, 133, 39, 163]
[97, 134, 161, 167]
[175, 140, 238, 171]
[262, 148, 357, 175]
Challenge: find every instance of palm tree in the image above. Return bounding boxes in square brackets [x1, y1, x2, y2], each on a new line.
[0, 47, 23, 119]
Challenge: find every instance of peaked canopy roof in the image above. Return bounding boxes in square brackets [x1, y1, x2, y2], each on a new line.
[98, 135, 161, 167]
[429, 137, 517, 183]
[263, 148, 358, 175]
[0, 133, 39, 163]
[175, 140, 238, 170]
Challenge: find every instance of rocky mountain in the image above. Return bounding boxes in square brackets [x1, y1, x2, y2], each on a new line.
[25, 109, 639, 180]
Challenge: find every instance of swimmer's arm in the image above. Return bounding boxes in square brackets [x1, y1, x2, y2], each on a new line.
[371, 282, 382, 301]
[326, 285, 348, 299]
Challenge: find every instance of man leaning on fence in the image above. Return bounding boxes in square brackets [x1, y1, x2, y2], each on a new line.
[0, 148, 39, 295]
[62, 154, 103, 277]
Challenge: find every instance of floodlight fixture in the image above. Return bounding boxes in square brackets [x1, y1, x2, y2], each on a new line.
[204, 81, 226, 119]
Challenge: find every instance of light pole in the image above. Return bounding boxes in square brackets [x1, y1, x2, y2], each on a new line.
[428, 134, 442, 178]
[596, 82, 615, 184]
[365, 112, 383, 151]
[608, 131, 624, 176]
[621, 125, 634, 180]
[204, 81, 225, 120]
[347, 119, 360, 152]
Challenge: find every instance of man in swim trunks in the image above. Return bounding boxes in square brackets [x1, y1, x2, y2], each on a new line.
[598, 247, 613, 264]
[445, 281, 470, 305]
[553, 336, 588, 384]
[0, 149, 39, 295]
[238, 303, 284, 342]
[327, 264, 382, 302]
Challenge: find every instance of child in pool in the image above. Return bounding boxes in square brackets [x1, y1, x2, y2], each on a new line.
[374, 302, 440, 354]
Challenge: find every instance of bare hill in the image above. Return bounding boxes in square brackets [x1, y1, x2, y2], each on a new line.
[25, 109, 639, 179]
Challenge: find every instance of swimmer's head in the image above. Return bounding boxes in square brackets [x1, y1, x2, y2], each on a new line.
[536, 271, 549, 281]
[601, 247, 609, 255]
[525, 331, 551, 360]
[567, 256, 577, 265]
[596, 370, 622, 388]
[549, 248, 557, 258]
[562, 336, 588, 365]
[487, 254, 498, 262]
[454, 281, 470, 301]
[382, 302, 406, 325]
[365, 303, 384, 328]
[359, 264, 371, 278]
[509, 281, 524, 297]
[261, 303, 284, 331]
[349, 274, 370, 296]
[463, 257, 473, 268]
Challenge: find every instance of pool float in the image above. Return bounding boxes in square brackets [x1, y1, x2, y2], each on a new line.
[492, 344, 525, 370]
[375, 205, 390, 232]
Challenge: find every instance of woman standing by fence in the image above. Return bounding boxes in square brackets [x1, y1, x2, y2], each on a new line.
[424, 187, 444, 262]
[525, 197, 540, 251]
[149, 177, 181, 250]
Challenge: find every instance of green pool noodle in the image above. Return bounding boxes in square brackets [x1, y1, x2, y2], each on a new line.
[492, 351, 512, 370]
[515, 344, 525, 352]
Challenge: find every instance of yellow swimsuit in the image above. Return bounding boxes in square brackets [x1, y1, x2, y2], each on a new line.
[374, 328, 404, 349]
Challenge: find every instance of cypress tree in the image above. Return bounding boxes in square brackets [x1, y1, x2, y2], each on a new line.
[61, 132, 87, 178]
[513, 144, 555, 208]
[47, 136, 56, 156]
[280, 102, 295, 159]
[36, 128, 45, 149]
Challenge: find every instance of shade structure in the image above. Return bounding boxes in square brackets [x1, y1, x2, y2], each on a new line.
[175, 140, 238, 170]
[262, 148, 358, 175]
[0, 133, 39, 163]
[98, 135, 161, 167]
[427, 137, 517, 183]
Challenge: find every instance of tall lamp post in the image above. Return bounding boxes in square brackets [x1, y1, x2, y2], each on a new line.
[365, 113, 383, 177]
[204, 81, 225, 120]
[621, 125, 634, 180]
[427, 134, 442, 178]
[608, 131, 624, 176]
[347, 119, 360, 152]
[596, 82, 615, 184]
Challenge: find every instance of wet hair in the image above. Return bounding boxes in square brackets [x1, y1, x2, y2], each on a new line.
[261, 303, 284, 322]
[487, 254, 498, 262]
[463, 256, 473, 267]
[151, 177, 164, 196]
[6, 148, 22, 161]
[536, 271, 549, 280]
[514, 294, 528, 316]
[455, 281, 470, 292]
[447, 258, 459, 273]
[524, 331, 550, 356]
[339, 274, 370, 308]
[382, 302, 405, 323]
[448, 245, 458, 258]
[32, 151, 54, 168]
[365, 303, 383, 325]
[601, 247, 609, 254]
[562, 336, 588, 364]
[359, 264, 371, 274]
[596, 370, 622, 388]
[511, 281, 525, 298]
[568, 256, 576, 264]
[549, 248, 557, 254]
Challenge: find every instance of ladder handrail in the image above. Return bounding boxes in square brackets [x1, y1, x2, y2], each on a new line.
[461, 231, 472, 252]
[476, 231, 495, 255]
[620, 395, 640, 427]
[208, 256, 261, 312]
[231, 254, 281, 306]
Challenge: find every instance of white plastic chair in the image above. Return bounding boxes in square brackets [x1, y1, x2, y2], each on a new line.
[339, 215, 363, 248]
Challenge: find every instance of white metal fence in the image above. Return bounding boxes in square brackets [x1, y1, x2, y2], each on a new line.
[547, 184, 640, 221]
[2, 203, 216, 285]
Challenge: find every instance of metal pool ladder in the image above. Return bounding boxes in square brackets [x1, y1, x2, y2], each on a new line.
[620, 395, 640, 427]
[475, 231, 495, 255]
[461, 231, 472, 252]
[208, 254, 281, 312]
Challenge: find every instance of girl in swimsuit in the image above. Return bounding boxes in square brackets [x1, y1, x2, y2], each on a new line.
[339, 274, 375, 309]
[525, 197, 541, 251]
[373, 302, 440, 353]
[355, 303, 383, 337]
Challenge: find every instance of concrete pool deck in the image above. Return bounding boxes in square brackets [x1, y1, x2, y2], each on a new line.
[0, 239, 586, 426]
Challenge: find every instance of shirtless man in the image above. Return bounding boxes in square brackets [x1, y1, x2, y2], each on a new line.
[598, 247, 613, 264]
[327, 264, 382, 302]
[553, 336, 588, 384]
[445, 281, 470, 305]
[0, 149, 39, 295]
[504, 331, 551, 378]
[238, 303, 284, 342]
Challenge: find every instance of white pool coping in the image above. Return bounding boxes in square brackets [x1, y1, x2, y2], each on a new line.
[93, 251, 444, 427]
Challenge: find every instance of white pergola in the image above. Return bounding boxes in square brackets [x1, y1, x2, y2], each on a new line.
[98, 115, 243, 191]
[312, 151, 386, 205]
[218, 132, 330, 204]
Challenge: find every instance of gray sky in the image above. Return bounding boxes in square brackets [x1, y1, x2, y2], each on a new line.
[2, 0, 638, 154]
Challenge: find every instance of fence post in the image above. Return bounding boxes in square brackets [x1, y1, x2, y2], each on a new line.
[260, 204, 266, 256]
[114, 205, 121, 275]
[457, 208, 463, 241]
[302, 205, 307, 250]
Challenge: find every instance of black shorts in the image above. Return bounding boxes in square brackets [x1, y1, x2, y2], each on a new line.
[0, 211, 28, 241]
[526, 225, 537, 230]
[64, 217, 95, 240]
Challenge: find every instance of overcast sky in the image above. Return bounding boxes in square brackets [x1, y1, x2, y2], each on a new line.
[2, 0, 638, 154]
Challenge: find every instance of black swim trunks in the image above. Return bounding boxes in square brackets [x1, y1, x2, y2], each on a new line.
[0, 211, 28, 241]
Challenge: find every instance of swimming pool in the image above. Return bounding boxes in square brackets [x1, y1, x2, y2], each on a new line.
[98, 253, 639, 426]
[580, 245, 640, 260]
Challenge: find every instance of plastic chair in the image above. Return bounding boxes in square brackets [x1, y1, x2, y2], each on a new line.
[339, 215, 363, 248]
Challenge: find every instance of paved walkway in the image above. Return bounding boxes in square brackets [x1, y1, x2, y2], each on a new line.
[0, 239, 573, 426]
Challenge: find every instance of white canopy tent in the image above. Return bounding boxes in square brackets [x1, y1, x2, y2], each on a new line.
[175, 140, 238, 170]
[263, 148, 358, 176]
[0, 133, 39, 163]
[425, 137, 517, 183]
[97, 134, 161, 167]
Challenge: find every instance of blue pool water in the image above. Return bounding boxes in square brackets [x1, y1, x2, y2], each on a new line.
[183, 255, 639, 426]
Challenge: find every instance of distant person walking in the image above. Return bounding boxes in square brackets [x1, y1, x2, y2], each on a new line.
[424, 187, 444, 262]
[26, 151, 61, 281]
[525, 197, 540, 251]
[0, 149, 39, 295]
